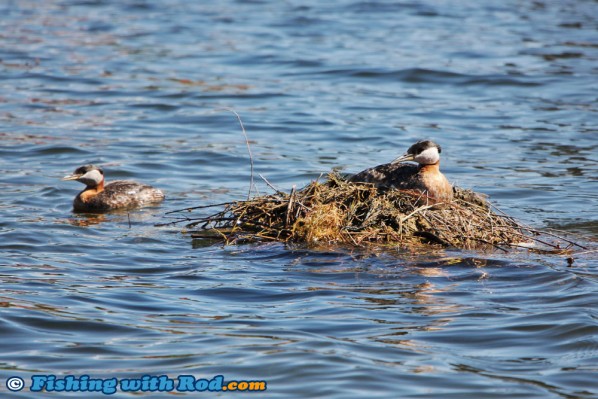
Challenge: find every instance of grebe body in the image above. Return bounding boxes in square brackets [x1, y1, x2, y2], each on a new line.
[63, 165, 165, 212]
[350, 140, 453, 202]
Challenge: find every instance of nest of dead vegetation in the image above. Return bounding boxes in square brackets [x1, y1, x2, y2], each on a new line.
[163, 172, 586, 254]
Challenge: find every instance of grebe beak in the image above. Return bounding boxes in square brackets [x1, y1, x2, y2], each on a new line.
[391, 152, 415, 164]
[62, 173, 82, 181]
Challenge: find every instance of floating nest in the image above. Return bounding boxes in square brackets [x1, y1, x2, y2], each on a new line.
[164, 172, 586, 254]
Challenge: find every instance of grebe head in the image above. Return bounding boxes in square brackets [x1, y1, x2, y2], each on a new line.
[392, 140, 441, 165]
[62, 164, 104, 187]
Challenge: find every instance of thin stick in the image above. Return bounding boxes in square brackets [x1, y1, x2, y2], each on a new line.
[155, 219, 190, 227]
[543, 227, 596, 241]
[286, 185, 296, 228]
[400, 203, 439, 223]
[488, 202, 587, 250]
[259, 173, 286, 195]
[570, 248, 598, 256]
[522, 226, 588, 250]
[217, 107, 258, 199]
[165, 201, 233, 215]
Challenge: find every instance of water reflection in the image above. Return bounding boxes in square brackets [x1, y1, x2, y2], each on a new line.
[66, 214, 108, 227]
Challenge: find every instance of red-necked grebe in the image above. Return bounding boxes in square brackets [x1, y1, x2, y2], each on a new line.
[62, 164, 165, 212]
[350, 140, 453, 202]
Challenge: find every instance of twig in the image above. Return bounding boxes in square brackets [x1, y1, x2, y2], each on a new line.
[165, 201, 234, 215]
[259, 173, 286, 195]
[285, 185, 296, 228]
[570, 248, 598, 256]
[155, 217, 197, 227]
[522, 226, 588, 250]
[400, 203, 439, 223]
[543, 227, 596, 242]
[217, 107, 258, 200]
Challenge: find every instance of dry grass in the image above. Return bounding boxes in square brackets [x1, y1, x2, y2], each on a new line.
[163, 172, 586, 253]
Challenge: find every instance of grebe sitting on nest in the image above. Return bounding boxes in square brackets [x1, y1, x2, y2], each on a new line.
[63, 165, 165, 212]
[350, 140, 453, 202]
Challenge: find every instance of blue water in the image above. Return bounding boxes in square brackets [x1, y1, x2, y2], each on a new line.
[1, 1, 597, 398]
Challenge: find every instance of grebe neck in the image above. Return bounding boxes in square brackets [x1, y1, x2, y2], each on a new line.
[88, 179, 105, 193]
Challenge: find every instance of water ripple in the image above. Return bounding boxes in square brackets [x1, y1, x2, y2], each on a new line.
[312, 67, 545, 87]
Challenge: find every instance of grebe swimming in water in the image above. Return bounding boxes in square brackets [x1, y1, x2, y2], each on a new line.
[350, 140, 453, 202]
[62, 165, 165, 212]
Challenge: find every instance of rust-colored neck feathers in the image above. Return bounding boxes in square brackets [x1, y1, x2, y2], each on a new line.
[419, 161, 440, 174]
[79, 180, 104, 203]
[418, 161, 452, 202]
